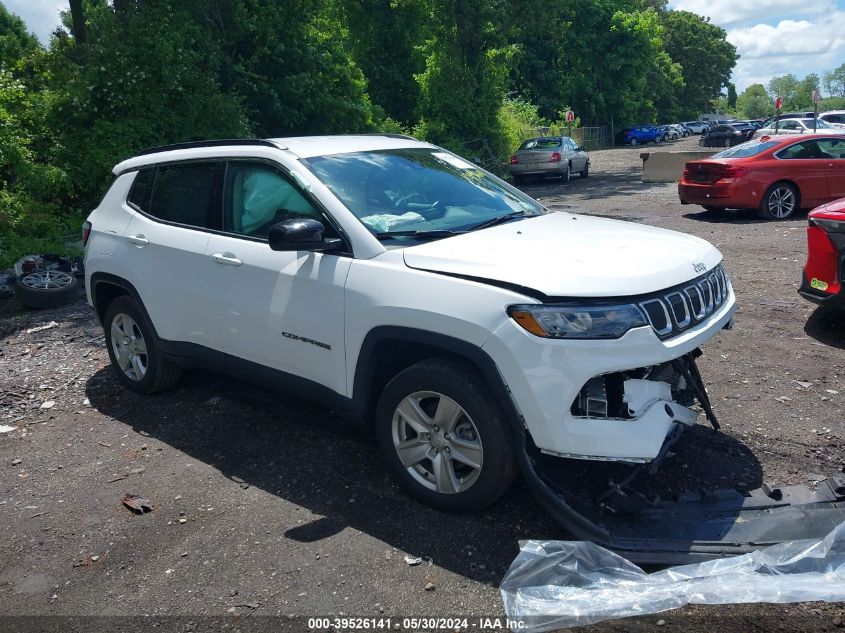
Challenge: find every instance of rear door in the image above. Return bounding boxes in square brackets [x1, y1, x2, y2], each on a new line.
[203, 159, 351, 394]
[122, 161, 223, 347]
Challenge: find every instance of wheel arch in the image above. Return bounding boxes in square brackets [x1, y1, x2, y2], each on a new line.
[764, 178, 802, 206]
[89, 272, 157, 336]
[351, 327, 519, 431]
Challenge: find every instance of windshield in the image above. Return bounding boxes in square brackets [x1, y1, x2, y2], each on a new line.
[301, 147, 546, 237]
[713, 140, 780, 158]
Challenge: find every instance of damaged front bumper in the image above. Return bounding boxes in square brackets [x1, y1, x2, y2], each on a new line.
[513, 353, 845, 565]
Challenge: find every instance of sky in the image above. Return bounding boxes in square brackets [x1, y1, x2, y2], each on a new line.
[5, 0, 845, 95]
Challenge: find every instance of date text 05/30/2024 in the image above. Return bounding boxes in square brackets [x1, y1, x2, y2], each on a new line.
[307, 617, 527, 630]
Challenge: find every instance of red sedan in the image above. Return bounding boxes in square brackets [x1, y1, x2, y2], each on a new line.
[800, 198, 845, 310]
[678, 134, 845, 220]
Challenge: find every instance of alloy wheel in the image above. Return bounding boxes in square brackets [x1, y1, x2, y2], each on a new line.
[391, 391, 483, 494]
[110, 313, 148, 381]
[19, 270, 74, 289]
[767, 186, 796, 219]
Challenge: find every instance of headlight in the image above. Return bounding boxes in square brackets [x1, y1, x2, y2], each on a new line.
[507, 304, 648, 339]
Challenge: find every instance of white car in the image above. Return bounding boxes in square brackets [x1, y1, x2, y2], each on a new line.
[752, 117, 840, 139]
[83, 135, 737, 540]
[819, 110, 845, 129]
[680, 121, 710, 134]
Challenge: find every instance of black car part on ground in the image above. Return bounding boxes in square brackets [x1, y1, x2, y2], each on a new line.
[512, 351, 845, 565]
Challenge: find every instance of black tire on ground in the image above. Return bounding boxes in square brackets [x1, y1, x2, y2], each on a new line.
[14, 271, 80, 309]
[581, 162, 589, 178]
[375, 358, 518, 513]
[758, 181, 800, 221]
[103, 295, 182, 394]
[630, 138, 638, 146]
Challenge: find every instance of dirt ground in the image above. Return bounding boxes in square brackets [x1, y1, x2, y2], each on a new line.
[1, 135, 843, 632]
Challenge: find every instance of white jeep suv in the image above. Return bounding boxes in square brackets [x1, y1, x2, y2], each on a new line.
[84, 135, 735, 517]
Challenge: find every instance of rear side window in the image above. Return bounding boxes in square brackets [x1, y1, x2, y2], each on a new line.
[127, 168, 155, 212]
[148, 162, 219, 227]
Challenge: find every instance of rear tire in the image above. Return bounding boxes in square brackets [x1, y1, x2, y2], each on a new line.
[561, 163, 571, 184]
[103, 295, 182, 394]
[758, 182, 799, 220]
[375, 358, 517, 512]
[512, 174, 526, 186]
[630, 138, 638, 146]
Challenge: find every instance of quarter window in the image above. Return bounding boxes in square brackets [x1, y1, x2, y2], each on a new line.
[223, 162, 320, 238]
[127, 168, 155, 212]
[148, 162, 220, 228]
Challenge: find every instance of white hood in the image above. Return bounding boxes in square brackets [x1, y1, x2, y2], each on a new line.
[402, 213, 722, 298]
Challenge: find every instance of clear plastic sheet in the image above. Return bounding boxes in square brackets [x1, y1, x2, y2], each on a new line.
[500, 522, 845, 630]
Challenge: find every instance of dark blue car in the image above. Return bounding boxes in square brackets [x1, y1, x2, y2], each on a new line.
[616, 125, 659, 146]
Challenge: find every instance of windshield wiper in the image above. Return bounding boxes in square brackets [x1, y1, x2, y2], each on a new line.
[468, 211, 526, 232]
[374, 229, 466, 240]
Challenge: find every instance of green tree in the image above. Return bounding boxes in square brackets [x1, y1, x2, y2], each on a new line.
[736, 83, 774, 119]
[414, 0, 512, 154]
[662, 10, 737, 118]
[767, 73, 800, 109]
[0, 2, 39, 73]
[726, 82, 737, 109]
[823, 63, 845, 97]
[341, 0, 426, 126]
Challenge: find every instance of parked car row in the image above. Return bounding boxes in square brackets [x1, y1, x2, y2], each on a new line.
[614, 123, 696, 146]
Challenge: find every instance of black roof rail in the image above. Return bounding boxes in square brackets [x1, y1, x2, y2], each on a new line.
[363, 133, 418, 140]
[136, 139, 279, 156]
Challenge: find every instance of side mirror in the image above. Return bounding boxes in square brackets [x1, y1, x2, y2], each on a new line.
[268, 218, 342, 252]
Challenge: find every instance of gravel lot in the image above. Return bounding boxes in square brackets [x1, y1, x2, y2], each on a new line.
[1, 136, 843, 632]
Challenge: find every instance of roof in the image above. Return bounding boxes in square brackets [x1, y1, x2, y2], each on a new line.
[113, 134, 433, 174]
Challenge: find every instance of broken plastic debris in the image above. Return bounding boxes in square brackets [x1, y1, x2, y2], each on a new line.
[0, 425, 17, 434]
[26, 321, 58, 335]
[121, 494, 153, 514]
[404, 555, 422, 566]
[40, 400, 56, 409]
[501, 522, 845, 631]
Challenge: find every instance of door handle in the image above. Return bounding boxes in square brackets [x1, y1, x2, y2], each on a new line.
[211, 252, 242, 266]
[126, 234, 149, 247]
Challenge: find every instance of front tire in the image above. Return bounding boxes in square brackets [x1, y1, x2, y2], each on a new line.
[758, 182, 799, 220]
[375, 358, 517, 512]
[103, 295, 182, 394]
[580, 162, 589, 178]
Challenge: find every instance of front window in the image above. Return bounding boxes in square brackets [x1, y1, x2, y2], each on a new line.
[301, 148, 546, 237]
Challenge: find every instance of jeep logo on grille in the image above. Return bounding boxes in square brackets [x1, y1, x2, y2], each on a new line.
[692, 262, 707, 274]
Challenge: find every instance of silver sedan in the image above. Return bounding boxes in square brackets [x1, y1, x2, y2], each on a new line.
[508, 136, 589, 184]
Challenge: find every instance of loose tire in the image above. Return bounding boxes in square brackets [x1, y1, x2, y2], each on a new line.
[14, 271, 79, 309]
[103, 295, 181, 394]
[758, 182, 799, 220]
[375, 358, 517, 512]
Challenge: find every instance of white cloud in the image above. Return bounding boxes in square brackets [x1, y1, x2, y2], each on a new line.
[727, 12, 845, 90]
[4, 0, 67, 44]
[669, 0, 834, 27]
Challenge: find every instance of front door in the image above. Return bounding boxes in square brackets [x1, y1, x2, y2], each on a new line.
[818, 138, 845, 200]
[204, 160, 351, 395]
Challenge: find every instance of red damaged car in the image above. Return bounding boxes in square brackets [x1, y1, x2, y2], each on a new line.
[800, 198, 845, 310]
[678, 134, 845, 220]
